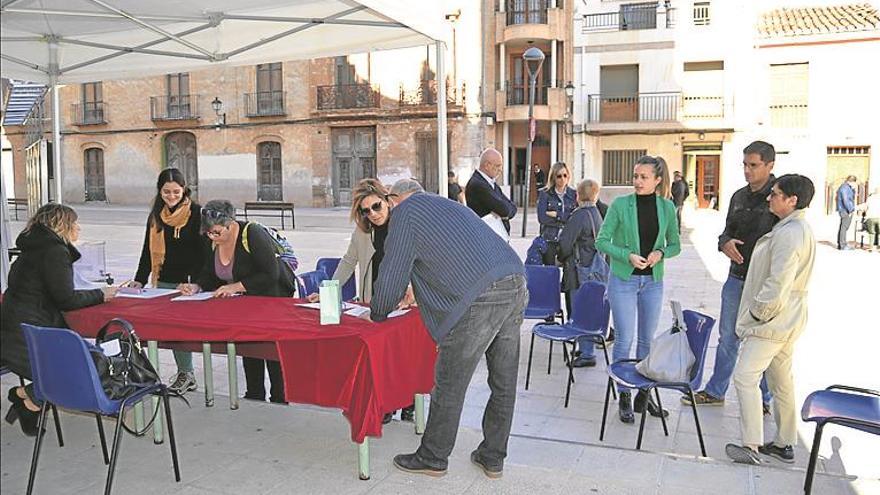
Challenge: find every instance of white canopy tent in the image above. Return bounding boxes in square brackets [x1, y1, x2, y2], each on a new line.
[0, 0, 451, 290]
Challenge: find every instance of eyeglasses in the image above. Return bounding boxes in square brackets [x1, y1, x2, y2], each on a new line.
[205, 226, 228, 238]
[358, 201, 384, 217]
[202, 208, 230, 221]
[768, 189, 785, 198]
[556, 173, 568, 179]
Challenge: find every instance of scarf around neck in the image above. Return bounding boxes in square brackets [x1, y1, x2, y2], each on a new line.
[148, 197, 191, 286]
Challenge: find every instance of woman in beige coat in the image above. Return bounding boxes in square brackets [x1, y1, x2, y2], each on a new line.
[309, 178, 414, 422]
[726, 174, 816, 465]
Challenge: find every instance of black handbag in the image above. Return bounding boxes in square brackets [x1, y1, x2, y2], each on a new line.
[89, 318, 160, 400]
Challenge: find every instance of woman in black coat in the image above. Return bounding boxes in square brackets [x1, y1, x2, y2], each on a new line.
[1, 204, 115, 436]
[177, 200, 295, 403]
[125, 168, 205, 395]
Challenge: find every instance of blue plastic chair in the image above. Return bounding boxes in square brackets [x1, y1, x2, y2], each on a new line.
[1, 365, 65, 447]
[296, 270, 328, 297]
[801, 385, 880, 494]
[523, 265, 566, 374]
[526, 281, 613, 407]
[599, 310, 716, 457]
[315, 257, 356, 301]
[21, 324, 180, 495]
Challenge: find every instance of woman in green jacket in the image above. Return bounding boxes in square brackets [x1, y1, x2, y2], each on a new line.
[595, 155, 681, 424]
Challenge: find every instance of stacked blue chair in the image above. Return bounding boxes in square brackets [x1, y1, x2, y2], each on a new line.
[523, 265, 566, 376]
[801, 385, 879, 494]
[315, 257, 356, 301]
[527, 281, 613, 407]
[22, 324, 181, 495]
[599, 310, 716, 457]
[297, 270, 329, 297]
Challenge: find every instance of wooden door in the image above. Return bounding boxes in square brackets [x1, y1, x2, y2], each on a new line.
[257, 141, 283, 201]
[165, 131, 198, 200]
[84, 148, 106, 201]
[331, 127, 376, 206]
[696, 155, 719, 209]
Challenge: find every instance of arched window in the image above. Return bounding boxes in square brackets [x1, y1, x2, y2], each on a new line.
[257, 141, 282, 201]
[84, 147, 106, 201]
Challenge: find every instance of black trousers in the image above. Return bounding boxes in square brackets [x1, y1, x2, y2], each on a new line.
[242, 357, 285, 403]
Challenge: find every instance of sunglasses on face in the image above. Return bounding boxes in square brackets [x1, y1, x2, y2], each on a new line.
[359, 201, 384, 217]
[205, 226, 228, 238]
[202, 208, 230, 221]
[557, 173, 568, 179]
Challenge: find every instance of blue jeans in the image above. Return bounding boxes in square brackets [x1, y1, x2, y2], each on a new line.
[703, 275, 771, 403]
[608, 274, 663, 391]
[157, 281, 194, 373]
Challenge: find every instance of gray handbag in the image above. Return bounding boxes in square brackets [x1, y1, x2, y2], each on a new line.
[635, 301, 695, 382]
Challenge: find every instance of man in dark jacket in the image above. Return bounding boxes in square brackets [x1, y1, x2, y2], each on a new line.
[671, 171, 690, 232]
[372, 179, 527, 479]
[684, 140, 777, 411]
[836, 175, 857, 250]
[466, 148, 517, 234]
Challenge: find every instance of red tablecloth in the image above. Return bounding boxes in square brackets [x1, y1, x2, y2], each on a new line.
[64, 296, 437, 442]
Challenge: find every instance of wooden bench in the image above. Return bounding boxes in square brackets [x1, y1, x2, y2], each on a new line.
[242, 201, 295, 230]
[7, 198, 27, 221]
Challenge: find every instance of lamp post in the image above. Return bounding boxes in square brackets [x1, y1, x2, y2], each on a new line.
[521, 47, 545, 238]
[211, 96, 226, 127]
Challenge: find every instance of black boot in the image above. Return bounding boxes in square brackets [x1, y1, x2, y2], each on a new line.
[618, 391, 634, 424]
[634, 390, 669, 418]
[400, 405, 415, 422]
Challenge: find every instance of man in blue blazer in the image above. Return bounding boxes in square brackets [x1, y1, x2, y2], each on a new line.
[466, 148, 517, 234]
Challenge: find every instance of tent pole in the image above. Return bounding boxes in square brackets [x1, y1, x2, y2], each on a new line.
[49, 40, 63, 204]
[436, 41, 448, 198]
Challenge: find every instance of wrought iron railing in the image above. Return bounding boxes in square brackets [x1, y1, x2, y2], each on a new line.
[681, 96, 724, 119]
[70, 102, 107, 125]
[398, 80, 465, 107]
[150, 94, 201, 120]
[243, 91, 286, 117]
[316, 84, 380, 110]
[499, 80, 565, 105]
[586, 92, 680, 123]
[505, 0, 549, 25]
[582, 4, 658, 32]
[769, 104, 808, 128]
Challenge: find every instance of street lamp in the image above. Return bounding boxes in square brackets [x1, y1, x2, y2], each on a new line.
[564, 81, 575, 130]
[520, 46, 545, 238]
[211, 96, 226, 127]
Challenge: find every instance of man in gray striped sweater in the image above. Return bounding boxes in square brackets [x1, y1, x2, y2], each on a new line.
[371, 179, 528, 479]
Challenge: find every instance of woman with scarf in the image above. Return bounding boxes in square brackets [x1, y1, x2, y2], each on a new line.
[126, 168, 205, 395]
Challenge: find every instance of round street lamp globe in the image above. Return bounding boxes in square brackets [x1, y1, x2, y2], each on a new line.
[522, 47, 545, 78]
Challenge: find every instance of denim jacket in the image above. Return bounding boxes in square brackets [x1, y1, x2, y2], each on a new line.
[537, 187, 577, 242]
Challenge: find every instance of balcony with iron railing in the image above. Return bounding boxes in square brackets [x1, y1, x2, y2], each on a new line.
[243, 91, 286, 117]
[70, 102, 107, 125]
[500, 80, 562, 106]
[504, 0, 549, 25]
[582, 3, 676, 33]
[150, 95, 201, 121]
[583, 92, 729, 130]
[681, 95, 724, 119]
[398, 80, 465, 108]
[496, 80, 567, 121]
[316, 84, 380, 111]
[497, 0, 566, 43]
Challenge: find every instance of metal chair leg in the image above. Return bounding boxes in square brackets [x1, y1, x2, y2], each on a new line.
[636, 406, 648, 450]
[655, 388, 669, 436]
[50, 404, 64, 447]
[599, 377, 612, 441]
[162, 391, 181, 482]
[599, 340, 617, 401]
[95, 414, 109, 465]
[804, 424, 824, 495]
[104, 402, 128, 495]
[564, 344, 575, 408]
[26, 404, 50, 495]
[547, 341, 553, 374]
[687, 389, 707, 457]
[525, 333, 535, 390]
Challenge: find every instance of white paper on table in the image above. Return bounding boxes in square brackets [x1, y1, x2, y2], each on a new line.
[387, 309, 411, 318]
[344, 306, 371, 318]
[171, 292, 218, 302]
[73, 269, 104, 290]
[296, 302, 360, 311]
[481, 214, 510, 242]
[117, 287, 180, 299]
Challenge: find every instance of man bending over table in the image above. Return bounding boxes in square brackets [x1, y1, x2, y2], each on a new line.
[370, 178, 527, 479]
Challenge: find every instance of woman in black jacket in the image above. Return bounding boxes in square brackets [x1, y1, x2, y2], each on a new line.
[177, 200, 295, 403]
[125, 168, 205, 395]
[1, 204, 115, 436]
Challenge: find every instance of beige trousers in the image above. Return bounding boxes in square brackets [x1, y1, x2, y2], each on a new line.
[732, 335, 798, 448]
